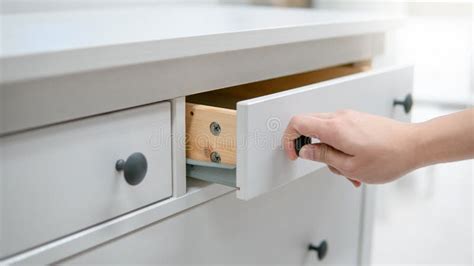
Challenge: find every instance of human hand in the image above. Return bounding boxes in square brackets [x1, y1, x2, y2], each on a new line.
[282, 110, 419, 187]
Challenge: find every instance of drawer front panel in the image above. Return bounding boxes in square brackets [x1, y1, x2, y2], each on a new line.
[59, 168, 362, 265]
[0, 103, 172, 257]
[236, 66, 413, 199]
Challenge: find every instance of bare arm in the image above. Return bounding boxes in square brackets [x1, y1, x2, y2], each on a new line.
[415, 108, 474, 166]
[282, 108, 474, 187]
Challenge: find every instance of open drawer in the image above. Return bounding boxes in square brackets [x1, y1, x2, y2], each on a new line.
[186, 64, 413, 200]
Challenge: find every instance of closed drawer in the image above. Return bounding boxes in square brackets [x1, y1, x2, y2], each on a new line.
[58, 168, 362, 265]
[0, 102, 172, 257]
[186, 65, 413, 200]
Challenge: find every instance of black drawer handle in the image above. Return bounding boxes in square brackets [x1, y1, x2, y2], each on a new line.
[394, 93, 413, 114]
[115, 152, 148, 186]
[308, 240, 328, 260]
[295, 135, 312, 156]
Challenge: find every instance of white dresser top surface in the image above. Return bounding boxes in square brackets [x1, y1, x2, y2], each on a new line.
[1, 4, 399, 83]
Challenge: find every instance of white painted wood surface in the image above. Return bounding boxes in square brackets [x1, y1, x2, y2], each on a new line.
[358, 88, 412, 265]
[0, 34, 384, 135]
[57, 168, 363, 265]
[236, 66, 413, 200]
[0, 180, 234, 264]
[0, 102, 172, 257]
[171, 97, 187, 197]
[0, 5, 399, 83]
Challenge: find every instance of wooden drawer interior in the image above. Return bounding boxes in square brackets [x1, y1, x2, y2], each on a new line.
[186, 61, 371, 166]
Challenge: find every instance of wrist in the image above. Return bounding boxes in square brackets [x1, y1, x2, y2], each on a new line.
[410, 121, 434, 168]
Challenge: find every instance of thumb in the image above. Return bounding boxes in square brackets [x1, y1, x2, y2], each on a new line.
[301, 144, 361, 188]
[299, 143, 352, 170]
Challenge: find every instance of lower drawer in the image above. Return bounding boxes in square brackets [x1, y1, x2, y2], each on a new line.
[0, 102, 172, 258]
[58, 168, 363, 265]
[186, 64, 413, 200]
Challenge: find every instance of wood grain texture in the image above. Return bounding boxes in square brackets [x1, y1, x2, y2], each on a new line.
[185, 103, 237, 165]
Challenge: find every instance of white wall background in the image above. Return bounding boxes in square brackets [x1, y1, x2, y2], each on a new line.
[0, 0, 219, 14]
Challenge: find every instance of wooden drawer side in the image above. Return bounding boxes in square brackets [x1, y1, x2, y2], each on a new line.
[186, 103, 236, 166]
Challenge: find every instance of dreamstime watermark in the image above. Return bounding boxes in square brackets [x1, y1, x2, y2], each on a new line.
[147, 115, 288, 152]
[266, 116, 281, 132]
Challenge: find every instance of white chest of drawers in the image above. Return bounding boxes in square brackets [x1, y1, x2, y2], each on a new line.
[0, 4, 411, 265]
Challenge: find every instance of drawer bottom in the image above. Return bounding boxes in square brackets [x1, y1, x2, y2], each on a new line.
[186, 159, 236, 187]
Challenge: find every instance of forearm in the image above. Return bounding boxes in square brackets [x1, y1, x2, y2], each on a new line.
[414, 108, 474, 167]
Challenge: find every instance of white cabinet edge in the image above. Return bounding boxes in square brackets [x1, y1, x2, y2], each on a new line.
[237, 65, 413, 107]
[1, 5, 401, 84]
[171, 97, 187, 197]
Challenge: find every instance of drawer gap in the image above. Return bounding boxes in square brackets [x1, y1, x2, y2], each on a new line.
[186, 159, 237, 188]
[187, 61, 371, 110]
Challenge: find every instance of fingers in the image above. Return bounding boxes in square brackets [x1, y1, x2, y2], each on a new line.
[282, 115, 335, 160]
[328, 165, 341, 175]
[347, 178, 362, 187]
[309, 112, 334, 119]
[328, 165, 361, 187]
[299, 143, 362, 187]
[299, 143, 351, 169]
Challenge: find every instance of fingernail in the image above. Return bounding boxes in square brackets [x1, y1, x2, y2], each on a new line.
[352, 180, 361, 188]
[299, 146, 312, 160]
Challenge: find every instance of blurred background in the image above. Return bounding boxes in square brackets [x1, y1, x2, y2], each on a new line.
[312, 1, 473, 264]
[2, 0, 472, 264]
[308, 1, 473, 265]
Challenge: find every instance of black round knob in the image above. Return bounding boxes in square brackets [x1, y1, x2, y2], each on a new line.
[115, 152, 148, 186]
[295, 135, 312, 156]
[308, 240, 328, 260]
[394, 93, 413, 114]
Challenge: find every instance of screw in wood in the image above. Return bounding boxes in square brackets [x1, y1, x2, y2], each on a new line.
[210, 151, 221, 163]
[210, 121, 221, 136]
